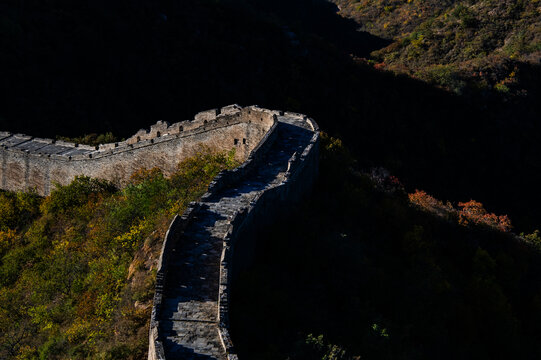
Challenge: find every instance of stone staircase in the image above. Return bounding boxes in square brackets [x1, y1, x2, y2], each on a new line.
[152, 114, 317, 360]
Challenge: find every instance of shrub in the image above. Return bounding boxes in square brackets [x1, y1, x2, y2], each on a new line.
[452, 4, 478, 28]
[458, 200, 512, 231]
[0, 148, 239, 358]
[0, 191, 41, 231]
[304, 334, 349, 360]
[417, 64, 466, 94]
[409, 191, 512, 231]
[40, 177, 116, 216]
[521, 230, 541, 250]
[408, 189, 454, 218]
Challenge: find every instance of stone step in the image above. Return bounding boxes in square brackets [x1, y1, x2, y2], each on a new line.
[158, 118, 316, 359]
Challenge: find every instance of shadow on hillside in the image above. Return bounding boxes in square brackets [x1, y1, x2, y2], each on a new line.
[0, 0, 540, 230]
[239, 0, 392, 57]
[229, 169, 541, 359]
[0, 0, 389, 138]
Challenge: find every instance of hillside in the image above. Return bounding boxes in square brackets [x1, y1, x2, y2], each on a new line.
[1, 0, 541, 359]
[332, 0, 541, 95]
[1, 0, 541, 234]
[0, 151, 236, 359]
[231, 135, 541, 359]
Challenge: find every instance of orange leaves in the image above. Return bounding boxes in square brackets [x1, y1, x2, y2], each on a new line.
[408, 189, 438, 207]
[408, 190, 453, 218]
[458, 200, 485, 219]
[76, 291, 97, 320]
[374, 61, 387, 70]
[409, 190, 512, 232]
[458, 200, 512, 231]
[0, 229, 17, 254]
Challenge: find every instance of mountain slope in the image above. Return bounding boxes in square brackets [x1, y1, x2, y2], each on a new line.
[333, 0, 541, 95]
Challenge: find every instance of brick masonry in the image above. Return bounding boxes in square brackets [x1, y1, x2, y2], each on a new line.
[148, 108, 319, 360]
[0, 105, 275, 195]
[0, 105, 319, 360]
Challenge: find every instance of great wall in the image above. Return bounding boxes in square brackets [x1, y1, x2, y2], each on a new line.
[0, 105, 277, 196]
[0, 105, 320, 359]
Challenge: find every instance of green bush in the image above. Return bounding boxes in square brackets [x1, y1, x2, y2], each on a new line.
[417, 64, 466, 94]
[0, 149, 238, 359]
[452, 4, 478, 28]
[0, 191, 41, 231]
[40, 177, 116, 216]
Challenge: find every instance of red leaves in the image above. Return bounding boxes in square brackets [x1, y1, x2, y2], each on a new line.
[374, 61, 387, 70]
[458, 200, 512, 231]
[409, 190, 512, 232]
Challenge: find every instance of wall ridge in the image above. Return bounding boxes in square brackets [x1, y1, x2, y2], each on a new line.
[0, 105, 275, 195]
[0, 105, 248, 160]
[148, 109, 319, 360]
[0, 105, 319, 360]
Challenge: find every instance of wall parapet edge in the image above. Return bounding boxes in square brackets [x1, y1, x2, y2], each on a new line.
[0, 105, 276, 195]
[216, 118, 320, 359]
[201, 116, 279, 201]
[147, 108, 320, 360]
[149, 202, 201, 360]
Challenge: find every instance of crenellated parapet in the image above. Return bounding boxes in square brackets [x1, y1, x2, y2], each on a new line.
[148, 108, 319, 360]
[0, 105, 277, 195]
[1, 105, 319, 360]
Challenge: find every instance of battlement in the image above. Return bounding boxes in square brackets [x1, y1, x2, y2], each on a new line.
[147, 109, 319, 360]
[0, 105, 319, 360]
[0, 105, 277, 195]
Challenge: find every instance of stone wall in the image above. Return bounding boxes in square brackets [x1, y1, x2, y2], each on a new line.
[218, 124, 319, 359]
[149, 202, 201, 360]
[147, 109, 319, 360]
[0, 104, 318, 359]
[0, 105, 275, 195]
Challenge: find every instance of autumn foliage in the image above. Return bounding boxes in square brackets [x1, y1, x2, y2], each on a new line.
[0, 149, 237, 359]
[457, 200, 512, 232]
[409, 190, 512, 232]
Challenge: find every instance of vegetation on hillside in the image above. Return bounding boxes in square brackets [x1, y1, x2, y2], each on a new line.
[0, 149, 237, 359]
[332, 0, 541, 95]
[1, 0, 540, 234]
[408, 190, 512, 232]
[230, 134, 541, 359]
[1, 1, 541, 358]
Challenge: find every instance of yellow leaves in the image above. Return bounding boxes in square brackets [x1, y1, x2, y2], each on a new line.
[51, 225, 80, 251]
[0, 228, 17, 252]
[65, 318, 94, 343]
[95, 292, 119, 322]
[14, 345, 35, 360]
[494, 69, 517, 94]
[27, 304, 54, 331]
[129, 167, 163, 186]
[410, 34, 425, 49]
[322, 133, 344, 153]
[0, 148, 238, 355]
[113, 219, 148, 250]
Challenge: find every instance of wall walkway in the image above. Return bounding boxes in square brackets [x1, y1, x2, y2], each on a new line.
[149, 111, 319, 359]
[0, 105, 274, 195]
